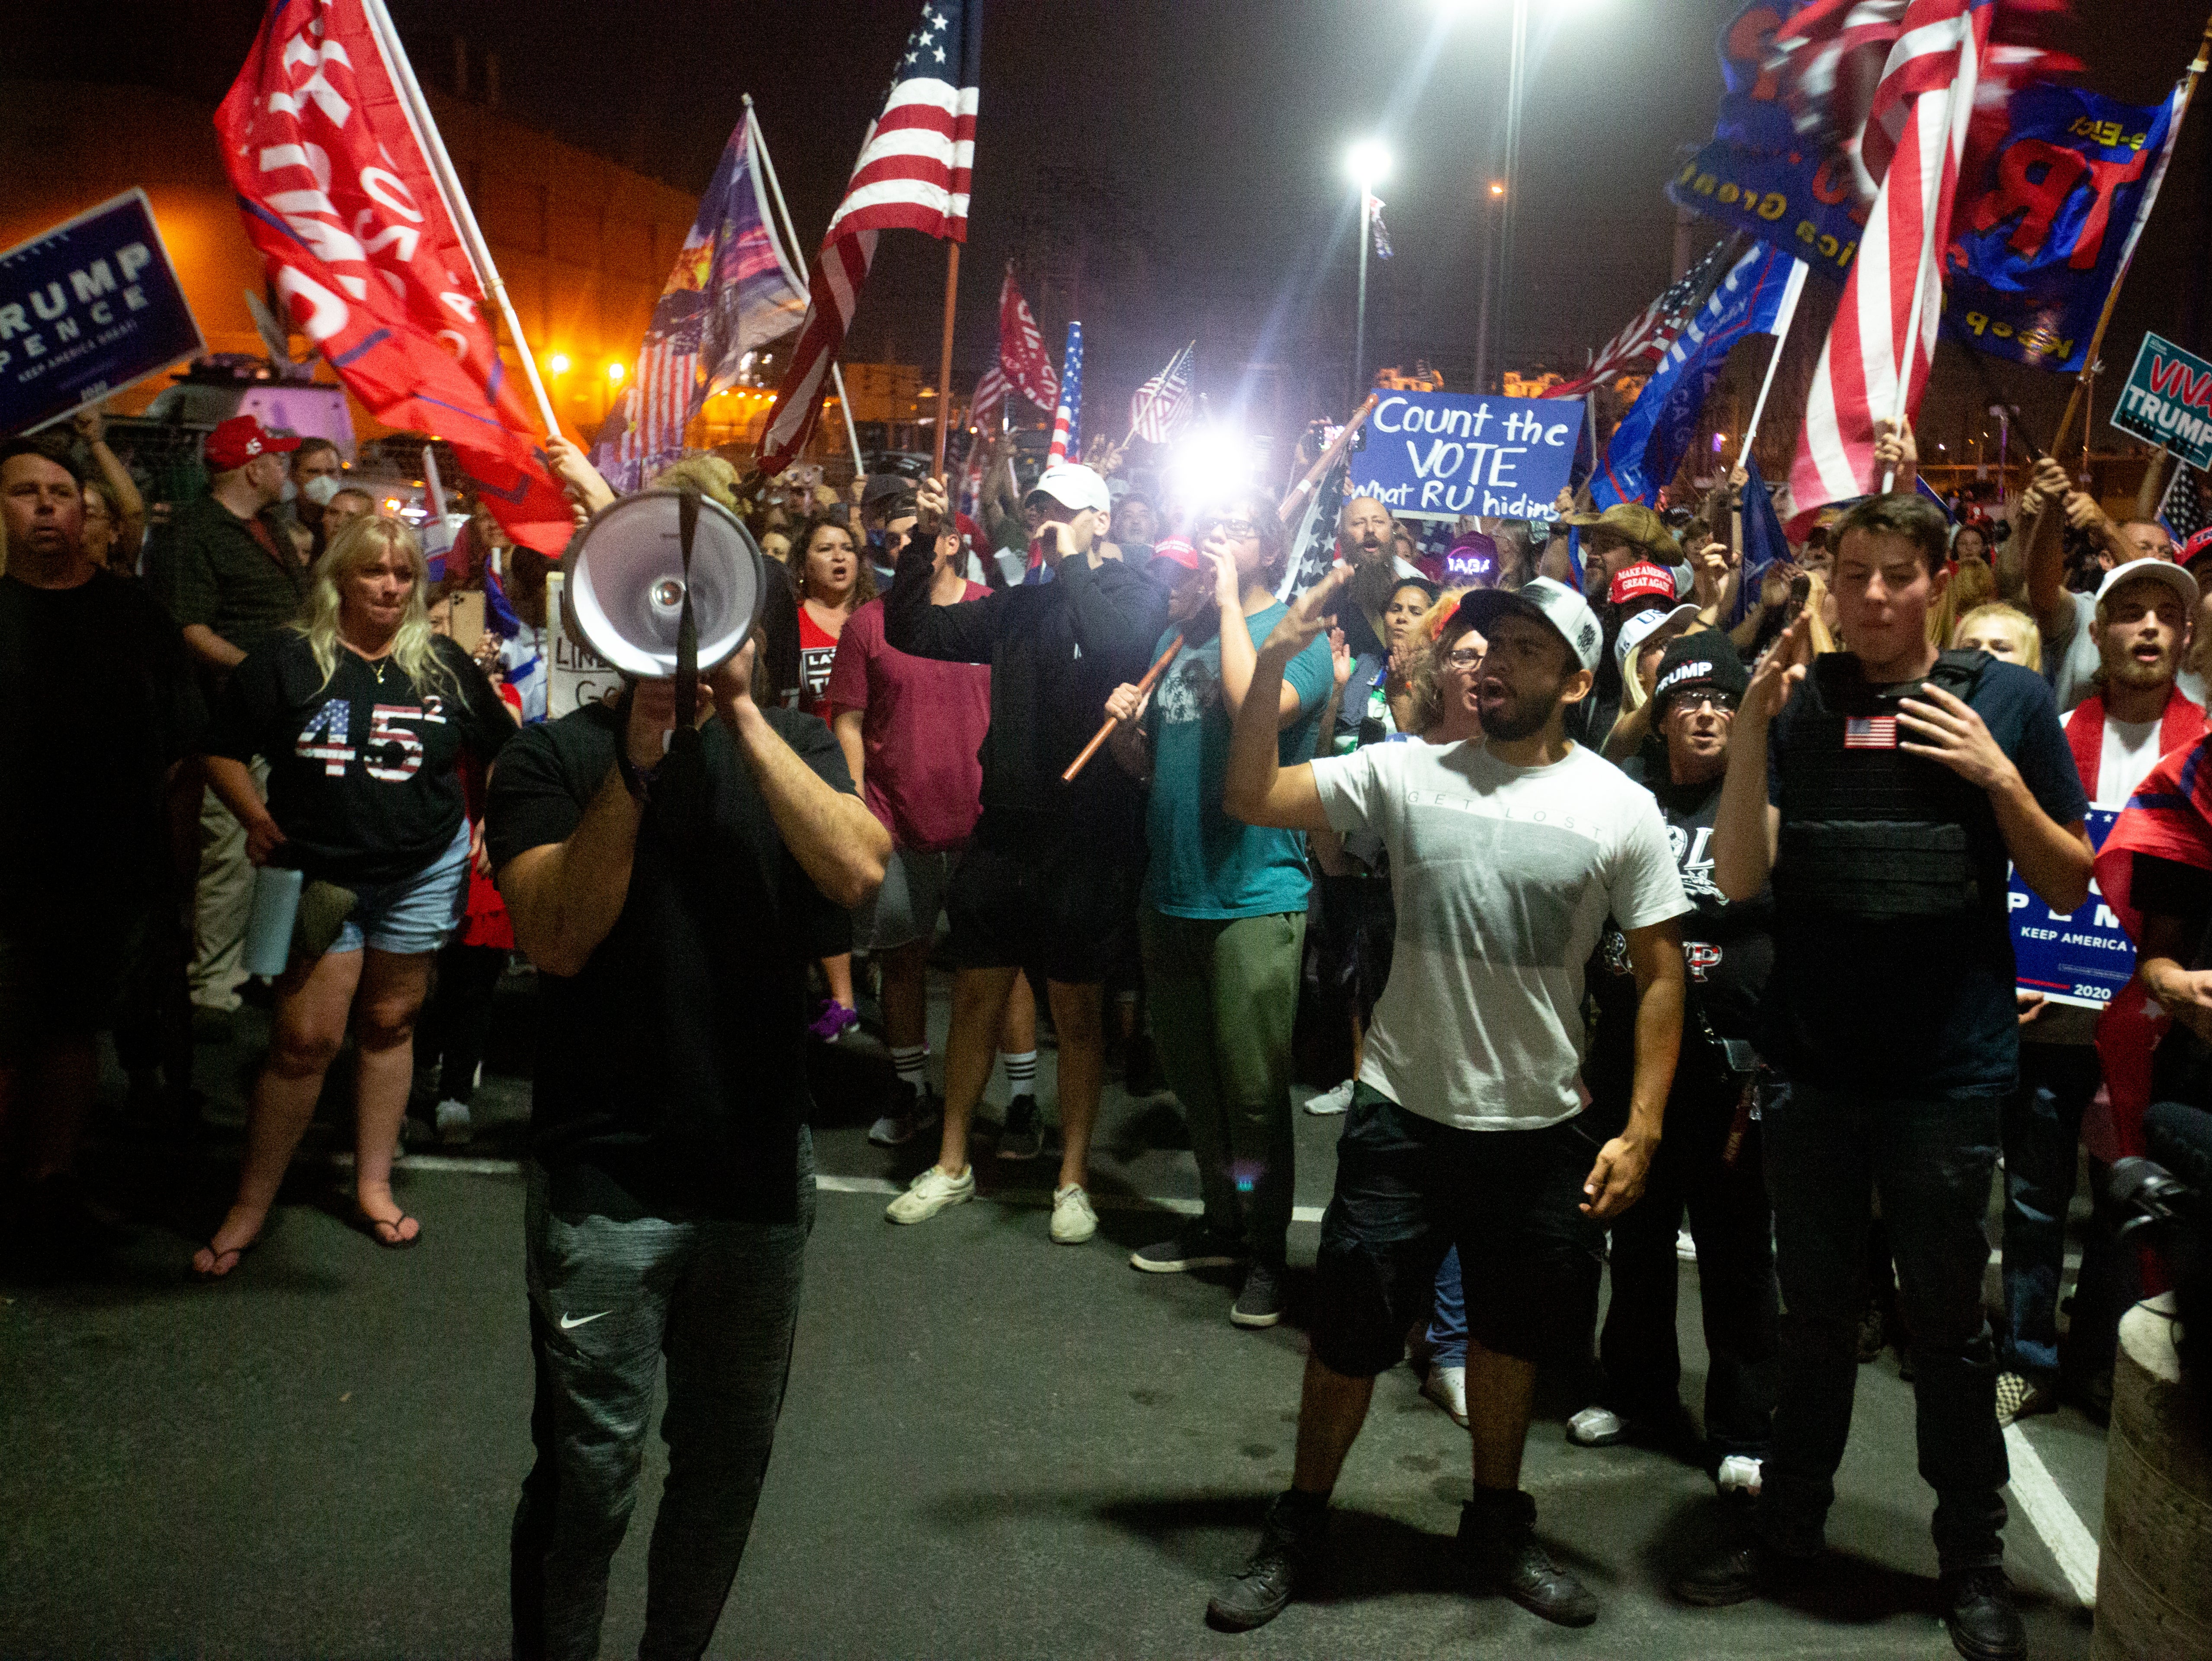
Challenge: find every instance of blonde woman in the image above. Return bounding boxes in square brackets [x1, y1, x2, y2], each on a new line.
[1927, 554, 1997, 647]
[191, 515, 517, 1277]
[1951, 601, 2043, 671]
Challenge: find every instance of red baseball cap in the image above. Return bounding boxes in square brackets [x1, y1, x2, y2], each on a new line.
[2182, 526, 2212, 573]
[1607, 559, 1676, 607]
[1150, 536, 1203, 573]
[204, 414, 300, 472]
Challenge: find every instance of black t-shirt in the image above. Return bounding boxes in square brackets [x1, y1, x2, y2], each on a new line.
[0, 571, 205, 924]
[1762, 655, 2088, 1097]
[1589, 755, 1774, 1099]
[206, 632, 514, 885]
[483, 701, 855, 1223]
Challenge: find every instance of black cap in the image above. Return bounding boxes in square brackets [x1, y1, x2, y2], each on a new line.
[1649, 628, 1749, 714]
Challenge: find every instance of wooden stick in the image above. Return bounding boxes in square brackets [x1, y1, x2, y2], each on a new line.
[933, 241, 961, 479]
[1060, 633, 1184, 784]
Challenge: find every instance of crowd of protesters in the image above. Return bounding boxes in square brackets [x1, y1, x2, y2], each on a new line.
[4, 390, 2208, 1661]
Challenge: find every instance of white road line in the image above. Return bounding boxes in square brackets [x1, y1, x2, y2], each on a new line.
[2004, 1421, 2100, 1607]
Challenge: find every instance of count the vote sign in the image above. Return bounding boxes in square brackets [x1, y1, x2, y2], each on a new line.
[2111, 332, 2212, 472]
[2011, 808, 2132, 1009]
[1348, 392, 1586, 521]
[0, 190, 203, 437]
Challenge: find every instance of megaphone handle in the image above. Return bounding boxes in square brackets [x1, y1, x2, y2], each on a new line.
[674, 488, 700, 720]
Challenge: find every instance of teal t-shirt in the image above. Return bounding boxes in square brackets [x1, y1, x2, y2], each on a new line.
[1143, 603, 1333, 919]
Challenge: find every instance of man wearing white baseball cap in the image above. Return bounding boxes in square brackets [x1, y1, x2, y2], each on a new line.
[1205, 568, 1690, 1635]
[1018, 463, 1112, 584]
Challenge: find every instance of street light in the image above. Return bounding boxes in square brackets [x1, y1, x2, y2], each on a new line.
[1476, 181, 1506, 393]
[1346, 139, 1392, 404]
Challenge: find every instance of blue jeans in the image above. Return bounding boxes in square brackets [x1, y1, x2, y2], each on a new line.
[1428, 1248, 1467, 1368]
[1757, 1083, 2009, 1572]
[1999, 1044, 2100, 1384]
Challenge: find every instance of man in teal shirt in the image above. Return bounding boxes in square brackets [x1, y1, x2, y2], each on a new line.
[1105, 498, 1332, 1327]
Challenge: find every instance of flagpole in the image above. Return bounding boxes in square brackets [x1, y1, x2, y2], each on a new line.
[2047, 11, 2212, 464]
[359, 0, 559, 437]
[744, 97, 867, 476]
[1123, 340, 1196, 449]
[933, 242, 960, 478]
[1737, 262, 1806, 466]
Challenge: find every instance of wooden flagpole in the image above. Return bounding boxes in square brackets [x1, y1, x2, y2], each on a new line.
[745, 97, 866, 475]
[360, 0, 559, 437]
[2046, 8, 2212, 464]
[933, 242, 961, 479]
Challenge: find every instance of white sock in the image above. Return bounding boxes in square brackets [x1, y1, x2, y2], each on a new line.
[1001, 1050, 1037, 1098]
[892, 1044, 929, 1092]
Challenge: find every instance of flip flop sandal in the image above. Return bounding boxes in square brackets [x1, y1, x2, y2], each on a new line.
[358, 1209, 423, 1250]
[191, 1236, 260, 1282]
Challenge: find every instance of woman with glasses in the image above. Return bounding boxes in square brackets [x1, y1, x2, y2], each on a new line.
[1103, 494, 1335, 1329]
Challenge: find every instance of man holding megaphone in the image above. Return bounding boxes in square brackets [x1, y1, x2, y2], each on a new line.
[487, 622, 887, 1661]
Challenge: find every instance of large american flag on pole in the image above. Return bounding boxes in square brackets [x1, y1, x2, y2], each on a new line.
[1129, 341, 1196, 443]
[1542, 241, 1734, 402]
[1046, 321, 1083, 464]
[758, 0, 982, 475]
[970, 262, 1057, 423]
[1785, 0, 1994, 529]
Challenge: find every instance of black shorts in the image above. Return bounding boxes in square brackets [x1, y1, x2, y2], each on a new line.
[1311, 1085, 1605, 1376]
[944, 815, 1140, 989]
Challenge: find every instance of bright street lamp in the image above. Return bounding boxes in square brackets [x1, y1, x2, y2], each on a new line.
[1346, 138, 1393, 402]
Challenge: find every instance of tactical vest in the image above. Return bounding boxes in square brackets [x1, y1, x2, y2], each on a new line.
[1772, 649, 1995, 920]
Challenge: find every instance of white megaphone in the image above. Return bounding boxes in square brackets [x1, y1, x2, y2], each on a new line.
[559, 489, 769, 679]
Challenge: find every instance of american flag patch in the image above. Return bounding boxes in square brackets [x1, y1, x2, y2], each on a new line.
[1845, 716, 1898, 749]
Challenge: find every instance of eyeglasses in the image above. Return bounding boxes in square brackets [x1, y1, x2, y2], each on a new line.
[1669, 692, 1738, 715]
[1442, 648, 1485, 670]
[1200, 517, 1260, 540]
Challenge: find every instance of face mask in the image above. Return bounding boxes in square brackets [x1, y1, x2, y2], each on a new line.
[301, 474, 341, 508]
[279, 478, 299, 504]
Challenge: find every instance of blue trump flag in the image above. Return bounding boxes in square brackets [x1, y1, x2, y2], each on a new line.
[1594, 243, 1807, 510]
[1733, 458, 1788, 626]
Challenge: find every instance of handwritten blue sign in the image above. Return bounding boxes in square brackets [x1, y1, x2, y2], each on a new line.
[2011, 808, 2133, 1009]
[0, 190, 204, 437]
[1346, 392, 1585, 522]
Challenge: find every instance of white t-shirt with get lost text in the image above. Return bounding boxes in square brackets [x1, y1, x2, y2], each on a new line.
[1311, 737, 1691, 1131]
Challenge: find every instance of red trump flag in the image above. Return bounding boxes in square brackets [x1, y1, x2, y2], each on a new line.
[216, 0, 573, 553]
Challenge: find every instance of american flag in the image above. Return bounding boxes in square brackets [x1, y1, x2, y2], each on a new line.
[758, 0, 982, 475]
[1129, 341, 1196, 444]
[1543, 241, 1734, 402]
[970, 263, 1057, 424]
[1367, 193, 1394, 260]
[1047, 320, 1083, 465]
[1845, 715, 1900, 748]
[1786, 0, 1994, 532]
[2162, 461, 2211, 546]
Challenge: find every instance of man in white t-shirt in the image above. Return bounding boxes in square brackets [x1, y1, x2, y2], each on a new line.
[1204, 569, 1691, 1636]
[2016, 454, 2180, 710]
[2003, 556, 2202, 1423]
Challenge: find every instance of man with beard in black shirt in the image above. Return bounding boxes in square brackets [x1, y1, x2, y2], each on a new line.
[1573, 631, 1778, 1496]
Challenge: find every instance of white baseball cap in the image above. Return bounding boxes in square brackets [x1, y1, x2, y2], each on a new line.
[1615, 602, 1701, 681]
[2095, 556, 2198, 612]
[1026, 463, 1111, 517]
[1454, 577, 1605, 674]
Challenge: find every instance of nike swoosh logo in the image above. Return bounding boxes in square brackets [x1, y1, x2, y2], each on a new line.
[559, 1311, 611, 1330]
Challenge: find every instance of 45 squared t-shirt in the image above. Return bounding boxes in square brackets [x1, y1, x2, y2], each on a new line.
[206, 631, 514, 885]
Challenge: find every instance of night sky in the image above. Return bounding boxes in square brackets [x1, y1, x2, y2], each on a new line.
[27, 0, 2212, 436]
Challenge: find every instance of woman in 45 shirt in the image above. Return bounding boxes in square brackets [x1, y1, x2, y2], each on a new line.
[191, 515, 516, 1278]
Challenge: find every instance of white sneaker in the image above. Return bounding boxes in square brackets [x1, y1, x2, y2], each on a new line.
[1050, 1183, 1098, 1244]
[435, 1099, 472, 1145]
[1675, 1227, 1698, 1263]
[1716, 1454, 1763, 1499]
[1421, 1363, 1470, 1428]
[1567, 1405, 1624, 1446]
[886, 1165, 974, 1224]
[1304, 1079, 1356, 1116]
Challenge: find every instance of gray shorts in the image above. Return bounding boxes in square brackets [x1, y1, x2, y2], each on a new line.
[850, 845, 956, 952]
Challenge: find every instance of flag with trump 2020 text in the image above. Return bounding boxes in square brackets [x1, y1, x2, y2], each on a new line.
[216, 0, 574, 553]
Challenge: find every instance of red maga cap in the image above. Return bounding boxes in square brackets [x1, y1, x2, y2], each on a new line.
[204, 414, 300, 472]
[1607, 560, 1676, 607]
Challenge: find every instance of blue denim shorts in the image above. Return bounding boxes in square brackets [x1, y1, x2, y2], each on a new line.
[328, 820, 471, 957]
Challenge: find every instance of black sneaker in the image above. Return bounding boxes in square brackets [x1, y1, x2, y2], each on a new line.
[1206, 1492, 1326, 1632]
[1942, 1566, 2026, 1661]
[1232, 1261, 1285, 1328]
[1458, 1489, 1596, 1628]
[997, 1094, 1045, 1161]
[1129, 1227, 1247, 1274]
[868, 1081, 942, 1149]
[1673, 1533, 1814, 1606]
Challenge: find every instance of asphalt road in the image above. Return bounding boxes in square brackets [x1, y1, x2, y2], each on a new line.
[0, 966, 2114, 1660]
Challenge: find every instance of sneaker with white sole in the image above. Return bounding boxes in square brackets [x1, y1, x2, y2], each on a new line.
[1232, 1261, 1285, 1327]
[1567, 1405, 1624, 1447]
[1995, 1369, 2058, 1427]
[885, 1165, 974, 1224]
[868, 1083, 941, 1149]
[1716, 1454, 1763, 1499]
[1130, 1226, 1247, 1273]
[996, 1094, 1046, 1161]
[434, 1099, 472, 1145]
[1422, 1363, 1470, 1427]
[1304, 1079, 1356, 1116]
[1050, 1183, 1098, 1243]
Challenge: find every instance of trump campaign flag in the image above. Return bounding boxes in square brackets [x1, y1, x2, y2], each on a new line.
[1046, 321, 1083, 464]
[593, 108, 807, 493]
[216, 0, 573, 553]
[759, 0, 982, 474]
[969, 263, 1057, 422]
[1593, 243, 1807, 508]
